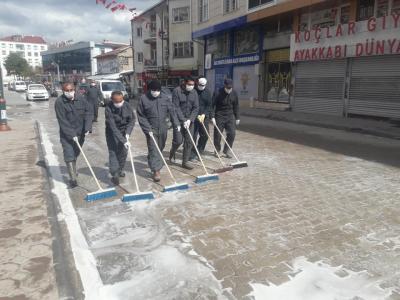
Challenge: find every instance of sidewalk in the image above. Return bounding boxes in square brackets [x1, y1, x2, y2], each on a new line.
[241, 107, 400, 140]
[0, 120, 58, 299]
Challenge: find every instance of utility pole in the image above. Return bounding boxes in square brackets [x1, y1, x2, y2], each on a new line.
[129, 8, 138, 96]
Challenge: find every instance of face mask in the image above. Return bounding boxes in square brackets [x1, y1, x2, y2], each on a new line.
[186, 85, 194, 92]
[64, 91, 75, 100]
[90, 84, 96, 87]
[197, 85, 206, 91]
[113, 101, 124, 108]
[225, 88, 232, 94]
[151, 91, 161, 98]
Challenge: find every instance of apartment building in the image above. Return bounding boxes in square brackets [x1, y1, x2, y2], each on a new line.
[132, 0, 200, 93]
[0, 35, 48, 76]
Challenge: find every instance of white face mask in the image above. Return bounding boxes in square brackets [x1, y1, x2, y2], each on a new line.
[225, 88, 232, 94]
[113, 101, 124, 108]
[151, 90, 161, 98]
[64, 91, 75, 100]
[186, 85, 194, 92]
[197, 85, 206, 91]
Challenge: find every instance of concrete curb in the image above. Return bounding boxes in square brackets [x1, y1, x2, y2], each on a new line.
[241, 111, 400, 140]
[34, 121, 84, 300]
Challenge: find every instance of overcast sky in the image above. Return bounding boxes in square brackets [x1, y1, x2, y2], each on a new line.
[0, 0, 158, 44]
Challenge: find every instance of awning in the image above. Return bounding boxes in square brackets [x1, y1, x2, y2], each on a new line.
[87, 70, 134, 80]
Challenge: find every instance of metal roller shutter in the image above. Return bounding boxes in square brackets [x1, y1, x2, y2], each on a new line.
[348, 55, 400, 118]
[294, 60, 346, 116]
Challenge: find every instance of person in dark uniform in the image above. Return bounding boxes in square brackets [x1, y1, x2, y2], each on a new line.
[105, 91, 135, 185]
[87, 80, 103, 122]
[55, 82, 93, 188]
[190, 77, 213, 161]
[137, 80, 179, 182]
[169, 77, 199, 169]
[211, 78, 240, 158]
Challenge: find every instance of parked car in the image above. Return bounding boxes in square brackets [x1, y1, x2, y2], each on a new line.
[96, 80, 128, 106]
[13, 81, 27, 92]
[26, 84, 49, 101]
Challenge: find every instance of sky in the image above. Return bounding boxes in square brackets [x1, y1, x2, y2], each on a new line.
[0, 0, 159, 44]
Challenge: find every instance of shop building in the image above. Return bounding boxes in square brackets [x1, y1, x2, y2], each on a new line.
[132, 0, 200, 93]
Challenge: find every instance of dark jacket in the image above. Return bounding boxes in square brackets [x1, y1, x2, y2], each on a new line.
[196, 87, 213, 118]
[172, 86, 199, 123]
[137, 92, 179, 135]
[105, 102, 135, 144]
[86, 86, 102, 105]
[55, 94, 93, 140]
[211, 88, 240, 120]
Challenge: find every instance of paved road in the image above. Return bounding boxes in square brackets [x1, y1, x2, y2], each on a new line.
[7, 91, 400, 299]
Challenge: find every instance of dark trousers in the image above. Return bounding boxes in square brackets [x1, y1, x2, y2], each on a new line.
[107, 143, 128, 176]
[61, 134, 85, 163]
[146, 129, 168, 172]
[192, 118, 209, 156]
[213, 115, 236, 153]
[170, 124, 194, 164]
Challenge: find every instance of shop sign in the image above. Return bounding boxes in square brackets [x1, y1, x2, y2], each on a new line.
[290, 14, 400, 62]
[214, 54, 260, 66]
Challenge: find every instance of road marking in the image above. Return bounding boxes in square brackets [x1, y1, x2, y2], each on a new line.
[39, 123, 104, 300]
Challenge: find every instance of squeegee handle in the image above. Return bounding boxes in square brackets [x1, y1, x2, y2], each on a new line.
[149, 133, 177, 183]
[200, 121, 225, 167]
[186, 127, 209, 175]
[73, 139, 103, 190]
[214, 123, 240, 162]
[128, 145, 140, 193]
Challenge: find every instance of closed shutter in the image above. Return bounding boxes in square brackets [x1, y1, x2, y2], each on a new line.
[294, 60, 346, 116]
[349, 55, 400, 118]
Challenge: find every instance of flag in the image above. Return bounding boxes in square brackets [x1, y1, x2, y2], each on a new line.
[106, 0, 116, 9]
[111, 3, 127, 12]
[96, 0, 106, 4]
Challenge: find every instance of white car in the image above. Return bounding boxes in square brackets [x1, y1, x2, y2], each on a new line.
[95, 80, 128, 106]
[26, 84, 49, 101]
[13, 80, 27, 92]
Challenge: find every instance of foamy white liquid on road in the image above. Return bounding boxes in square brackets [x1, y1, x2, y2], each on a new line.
[249, 257, 392, 300]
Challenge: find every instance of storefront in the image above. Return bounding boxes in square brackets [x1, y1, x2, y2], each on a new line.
[291, 13, 400, 118]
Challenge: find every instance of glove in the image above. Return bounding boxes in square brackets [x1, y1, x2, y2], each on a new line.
[85, 131, 90, 136]
[183, 120, 191, 129]
[236, 120, 240, 126]
[124, 141, 131, 149]
[72, 136, 79, 143]
[211, 118, 216, 125]
[148, 131, 154, 137]
[126, 134, 130, 140]
[197, 114, 205, 123]
[177, 126, 181, 132]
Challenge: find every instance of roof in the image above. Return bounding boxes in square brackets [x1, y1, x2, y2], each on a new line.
[133, 0, 166, 21]
[0, 35, 46, 44]
[95, 46, 131, 59]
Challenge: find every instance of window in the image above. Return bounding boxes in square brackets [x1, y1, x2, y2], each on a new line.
[34, 45, 38, 50]
[137, 52, 143, 63]
[172, 6, 190, 23]
[27, 52, 31, 56]
[41, 46, 45, 50]
[173, 41, 193, 58]
[199, 0, 209, 22]
[224, 0, 238, 13]
[1, 50, 6, 55]
[1, 43, 5, 48]
[248, 0, 274, 10]
[358, 0, 375, 21]
[234, 27, 259, 55]
[27, 45, 31, 49]
[377, 0, 389, 17]
[137, 27, 142, 37]
[9, 44, 13, 48]
[340, 5, 350, 24]
[34, 52, 39, 57]
[311, 7, 337, 29]
[16, 44, 24, 50]
[206, 33, 230, 59]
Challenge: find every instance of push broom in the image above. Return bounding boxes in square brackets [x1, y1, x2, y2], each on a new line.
[186, 126, 219, 184]
[73, 139, 117, 202]
[199, 121, 233, 173]
[149, 133, 189, 193]
[122, 144, 155, 202]
[213, 123, 248, 169]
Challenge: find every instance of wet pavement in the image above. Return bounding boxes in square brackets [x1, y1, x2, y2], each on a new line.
[5, 90, 400, 299]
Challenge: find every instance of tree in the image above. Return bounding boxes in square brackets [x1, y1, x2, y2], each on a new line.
[4, 53, 30, 78]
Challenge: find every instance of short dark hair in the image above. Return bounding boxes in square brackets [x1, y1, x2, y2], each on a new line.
[184, 76, 195, 83]
[111, 90, 124, 99]
[62, 82, 74, 90]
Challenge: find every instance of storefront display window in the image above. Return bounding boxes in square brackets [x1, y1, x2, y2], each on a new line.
[311, 8, 337, 29]
[206, 33, 230, 59]
[377, 0, 389, 17]
[358, 0, 374, 21]
[392, 0, 400, 15]
[299, 13, 310, 31]
[264, 49, 291, 103]
[340, 5, 350, 24]
[234, 27, 259, 56]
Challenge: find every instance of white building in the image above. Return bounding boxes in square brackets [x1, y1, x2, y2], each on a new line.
[132, 0, 200, 93]
[0, 35, 48, 77]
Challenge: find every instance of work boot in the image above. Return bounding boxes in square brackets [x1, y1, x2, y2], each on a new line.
[169, 150, 176, 163]
[223, 151, 232, 159]
[182, 162, 194, 170]
[111, 175, 120, 185]
[66, 162, 78, 188]
[213, 151, 220, 158]
[119, 171, 126, 177]
[153, 170, 161, 182]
